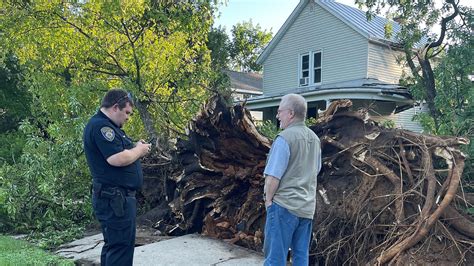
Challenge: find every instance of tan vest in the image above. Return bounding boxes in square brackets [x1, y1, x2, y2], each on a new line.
[272, 121, 320, 219]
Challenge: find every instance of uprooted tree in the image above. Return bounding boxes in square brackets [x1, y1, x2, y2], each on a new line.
[141, 96, 473, 264]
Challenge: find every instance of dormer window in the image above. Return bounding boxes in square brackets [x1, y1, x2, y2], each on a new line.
[299, 51, 322, 86]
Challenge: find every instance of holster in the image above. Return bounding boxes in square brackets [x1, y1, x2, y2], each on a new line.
[100, 187, 126, 217]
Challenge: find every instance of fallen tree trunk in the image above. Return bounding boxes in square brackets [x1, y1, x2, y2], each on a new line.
[155, 96, 271, 250]
[145, 95, 473, 264]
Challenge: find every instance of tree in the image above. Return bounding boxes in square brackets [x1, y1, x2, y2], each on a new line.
[356, 0, 472, 131]
[207, 26, 231, 70]
[357, 0, 473, 183]
[229, 20, 272, 72]
[0, 0, 221, 244]
[205, 26, 234, 103]
[431, 18, 473, 134]
[431, 14, 474, 180]
[207, 21, 272, 73]
[0, 1, 219, 141]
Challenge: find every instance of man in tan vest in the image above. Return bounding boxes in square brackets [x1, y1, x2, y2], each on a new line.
[263, 93, 321, 265]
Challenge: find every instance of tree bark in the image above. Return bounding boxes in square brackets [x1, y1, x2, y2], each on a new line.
[134, 99, 159, 142]
[417, 53, 440, 128]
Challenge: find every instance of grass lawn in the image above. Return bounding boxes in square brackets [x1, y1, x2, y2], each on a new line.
[0, 235, 73, 265]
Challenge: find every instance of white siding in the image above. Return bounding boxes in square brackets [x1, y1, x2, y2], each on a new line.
[367, 42, 406, 84]
[393, 104, 427, 132]
[378, 104, 428, 132]
[263, 2, 368, 95]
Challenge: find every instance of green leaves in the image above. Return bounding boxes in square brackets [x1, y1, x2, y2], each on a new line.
[383, 22, 393, 39]
[0, 53, 31, 134]
[1, 0, 220, 137]
[0, 115, 93, 242]
[257, 120, 280, 140]
[0, 0, 226, 245]
[207, 26, 231, 70]
[229, 20, 272, 72]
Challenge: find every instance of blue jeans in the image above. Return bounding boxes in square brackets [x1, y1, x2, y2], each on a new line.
[264, 202, 313, 266]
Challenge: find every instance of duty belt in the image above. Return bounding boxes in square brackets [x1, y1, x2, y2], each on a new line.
[93, 183, 136, 198]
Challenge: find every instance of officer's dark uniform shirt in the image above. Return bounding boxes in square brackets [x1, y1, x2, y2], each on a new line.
[83, 110, 143, 190]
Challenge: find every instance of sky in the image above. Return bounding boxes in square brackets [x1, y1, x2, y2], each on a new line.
[214, 0, 473, 37]
[214, 0, 358, 36]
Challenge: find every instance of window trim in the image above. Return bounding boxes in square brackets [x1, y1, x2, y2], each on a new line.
[298, 50, 323, 87]
[312, 50, 322, 85]
[298, 52, 310, 87]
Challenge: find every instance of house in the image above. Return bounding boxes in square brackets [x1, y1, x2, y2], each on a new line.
[245, 0, 427, 132]
[226, 70, 264, 121]
[225, 70, 263, 101]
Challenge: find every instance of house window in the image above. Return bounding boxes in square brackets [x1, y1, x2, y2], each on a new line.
[313, 51, 322, 84]
[299, 53, 310, 86]
[299, 51, 322, 86]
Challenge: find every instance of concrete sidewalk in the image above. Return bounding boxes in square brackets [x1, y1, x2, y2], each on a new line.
[56, 233, 264, 265]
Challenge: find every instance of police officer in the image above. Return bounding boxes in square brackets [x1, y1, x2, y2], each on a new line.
[83, 89, 151, 266]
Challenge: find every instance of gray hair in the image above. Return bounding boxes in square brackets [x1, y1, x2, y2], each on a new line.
[280, 93, 307, 121]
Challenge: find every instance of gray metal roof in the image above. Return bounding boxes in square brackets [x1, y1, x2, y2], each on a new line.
[257, 0, 428, 64]
[320, 0, 401, 43]
[225, 70, 263, 93]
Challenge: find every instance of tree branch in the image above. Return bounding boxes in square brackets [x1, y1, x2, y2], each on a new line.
[53, 12, 129, 76]
[404, 47, 422, 80]
[430, 44, 447, 58]
[83, 68, 128, 77]
[121, 18, 142, 89]
[428, 0, 460, 49]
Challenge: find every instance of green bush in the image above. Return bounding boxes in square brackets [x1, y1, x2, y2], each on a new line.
[257, 120, 280, 140]
[0, 118, 93, 248]
[380, 119, 396, 129]
[305, 117, 318, 127]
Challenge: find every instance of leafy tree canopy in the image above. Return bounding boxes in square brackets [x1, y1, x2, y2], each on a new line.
[229, 20, 272, 72]
[207, 26, 231, 70]
[0, 0, 220, 140]
[0, 0, 222, 244]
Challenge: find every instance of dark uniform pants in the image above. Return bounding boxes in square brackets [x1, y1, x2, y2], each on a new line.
[92, 191, 137, 266]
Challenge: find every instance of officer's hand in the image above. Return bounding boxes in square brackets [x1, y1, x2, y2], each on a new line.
[136, 140, 152, 157]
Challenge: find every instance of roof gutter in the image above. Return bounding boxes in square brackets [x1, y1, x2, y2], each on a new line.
[244, 87, 413, 110]
[368, 38, 404, 51]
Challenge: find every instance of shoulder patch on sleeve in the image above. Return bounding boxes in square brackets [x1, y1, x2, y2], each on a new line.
[100, 126, 115, 142]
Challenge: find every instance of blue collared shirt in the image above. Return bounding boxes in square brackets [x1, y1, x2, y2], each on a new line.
[264, 136, 290, 179]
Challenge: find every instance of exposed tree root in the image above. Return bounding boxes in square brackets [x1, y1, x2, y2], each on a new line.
[142, 96, 473, 265]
